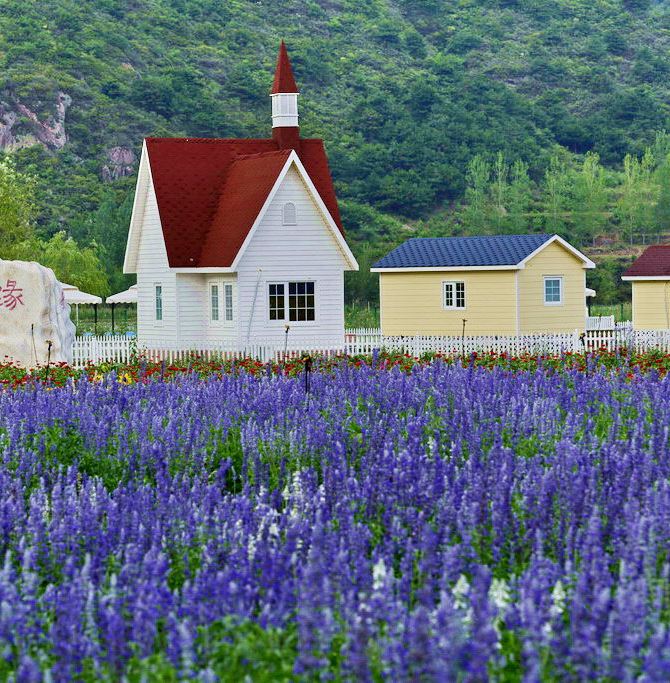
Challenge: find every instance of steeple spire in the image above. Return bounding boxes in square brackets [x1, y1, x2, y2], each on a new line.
[270, 42, 300, 146]
[271, 41, 299, 95]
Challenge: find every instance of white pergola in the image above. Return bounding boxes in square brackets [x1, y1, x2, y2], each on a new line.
[105, 284, 137, 332]
[59, 283, 103, 326]
[105, 284, 137, 305]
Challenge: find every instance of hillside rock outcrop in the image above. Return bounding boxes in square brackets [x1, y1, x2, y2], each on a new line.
[102, 146, 136, 181]
[0, 92, 72, 152]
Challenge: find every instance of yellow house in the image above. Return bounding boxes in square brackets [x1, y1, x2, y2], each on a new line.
[621, 245, 670, 329]
[371, 234, 595, 336]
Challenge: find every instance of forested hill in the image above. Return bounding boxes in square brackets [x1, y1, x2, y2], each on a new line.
[2, 0, 670, 298]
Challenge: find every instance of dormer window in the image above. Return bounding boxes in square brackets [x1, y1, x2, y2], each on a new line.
[282, 202, 297, 225]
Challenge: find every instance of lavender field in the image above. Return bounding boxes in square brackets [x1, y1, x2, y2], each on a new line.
[1, 361, 670, 680]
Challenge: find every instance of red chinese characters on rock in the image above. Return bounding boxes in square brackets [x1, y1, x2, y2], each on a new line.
[0, 280, 25, 310]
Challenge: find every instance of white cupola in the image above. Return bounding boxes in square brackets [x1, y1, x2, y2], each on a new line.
[270, 41, 299, 129]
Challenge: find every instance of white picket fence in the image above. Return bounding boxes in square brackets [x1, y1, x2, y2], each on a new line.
[586, 315, 615, 330]
[72, 335, 134, 367]
[71, 336, 345, 368]
[70, 325, 670, 367]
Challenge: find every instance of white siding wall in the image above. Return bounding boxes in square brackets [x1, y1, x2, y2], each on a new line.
[236, 166, 348, 346]
[136, 183, 178, 346]
[175, 274, 206, 345]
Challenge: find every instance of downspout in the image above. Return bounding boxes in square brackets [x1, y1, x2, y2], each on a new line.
[246, 268, 262, 342]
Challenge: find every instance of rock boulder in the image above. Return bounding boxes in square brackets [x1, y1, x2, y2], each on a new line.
[0, 260, 76, 367]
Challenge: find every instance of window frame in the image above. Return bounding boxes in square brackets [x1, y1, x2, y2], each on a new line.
[268, 280, 316, 324]
[543, 276, 563, 306]
[282, 202, 297, 226]
[443, 280, 466, 310]
[224, 283, 234, 323]
[154, 283, 163, 323]
[209, 283, 220, 323]
[208, 280, 235, 326]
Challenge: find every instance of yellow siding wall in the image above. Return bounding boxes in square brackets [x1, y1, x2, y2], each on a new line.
[379, 271, 517, 336]
[631, 281, 670, 329]
[518, 241, 586, 333]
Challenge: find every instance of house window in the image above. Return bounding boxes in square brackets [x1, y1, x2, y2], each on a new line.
[282, 202, 297, 225]
[224, 283, 234, 322]
[443, 281, 466, 309]
[289, 282, 315, 321]
[269, 283, 285, 320]
[268, 281, 315, 322]
[155, 284, 163, 321]
[210, 284, 219, 321]
[544, 277, 563, 304]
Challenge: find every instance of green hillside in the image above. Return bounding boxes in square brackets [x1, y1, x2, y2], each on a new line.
[2, 0, 670, 300]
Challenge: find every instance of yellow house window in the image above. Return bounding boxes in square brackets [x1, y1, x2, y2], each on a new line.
[544, 276, 563, 305]
[444, 281, 466, 309]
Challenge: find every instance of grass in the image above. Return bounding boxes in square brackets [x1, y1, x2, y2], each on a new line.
[344, 301, 380, 328]
[72, 304, 136, 335]
[589, 302, 632, 322]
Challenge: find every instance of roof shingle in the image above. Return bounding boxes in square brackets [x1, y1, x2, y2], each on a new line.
[622, 245, 670, 277]
[373, 234, 553, 269]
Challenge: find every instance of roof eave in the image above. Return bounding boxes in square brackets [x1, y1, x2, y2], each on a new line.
[371, 265, 522, 273]
[517, 234, 596, 269]
[171, 267, 235, 273]
[622, 275, 670, 281]
[123, 140, 150, 274]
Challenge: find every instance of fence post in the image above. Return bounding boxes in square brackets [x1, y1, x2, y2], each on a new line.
[573, 329, 581, 354]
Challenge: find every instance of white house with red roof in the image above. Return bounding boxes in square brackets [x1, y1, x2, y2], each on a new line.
[124, 42, 358, 349]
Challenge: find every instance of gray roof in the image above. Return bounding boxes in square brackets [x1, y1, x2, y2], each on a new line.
[372, 234, 554, 269]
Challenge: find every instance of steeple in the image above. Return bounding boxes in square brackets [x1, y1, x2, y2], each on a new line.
[271, 42, 300, 149]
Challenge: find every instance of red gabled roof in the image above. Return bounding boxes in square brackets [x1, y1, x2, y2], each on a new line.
[145, 137, 343, 268]
[200, 150, 291, 267]
[271, 41, 299, 94]
[623, 245, 670, 277]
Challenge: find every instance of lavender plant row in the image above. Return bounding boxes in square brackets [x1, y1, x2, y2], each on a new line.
[1, 363, 670, 680]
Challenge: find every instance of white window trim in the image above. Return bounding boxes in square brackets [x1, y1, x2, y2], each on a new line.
[208, 280, 235, 326]
[154, 282, 164, 325]
[443, 280, 466, 310]
[267, 280, 317, 325]
[543, 276, 563, 306]
[208, 282, 221, 324]
[223, 282, 234, 323]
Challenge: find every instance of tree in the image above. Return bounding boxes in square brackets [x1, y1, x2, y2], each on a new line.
[13, 232, 109, 296]
[572, 152, 607, 243]
[461, 155, 492, 233]
[616, 149, 656, 244]
[506, 160, 531, 234]
[542, 155, 570, 234]
[653, 153, 670, 236]
[491, 152, 509, 233]
[0, 157, 36, 257]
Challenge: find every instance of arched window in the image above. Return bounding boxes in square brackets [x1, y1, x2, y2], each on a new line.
[282, 202, 297, 225]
